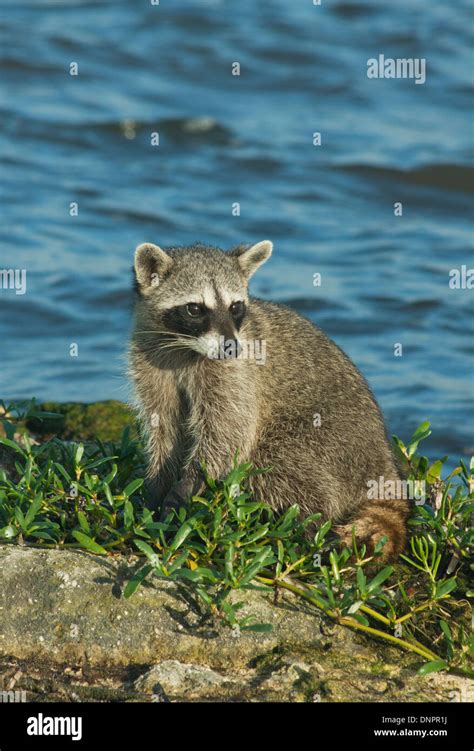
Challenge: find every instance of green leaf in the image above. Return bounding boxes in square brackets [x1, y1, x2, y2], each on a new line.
[103, 483, 114, 505]
[176, 567, 216, 583]
[366, 566, 393, 593]
[439, 619, 453, 643]
[168, 550, 190, 574]
[72, 531, 107, 555]
[124, 500, 134, 528]
[275, 539, 284, 577]
[240, 547, 274, 585]
[410, 421, 431, 443]
[124, 565, 153, 598]
[77, 511, 90, 535]
[221, 601, 238, 626]
[407, 422, 432, 457]
[123, 478, 144, 498]
[357, 567, 367, 595]
[445, 467, 462, 481]
[0, 437, 27, 457]
[314, 519, 331, 544]
[392, 435, 408, 459]
[418, 660, 448, 676]
[274, 504, 300, 534]
[24, 495, 43, 529]
[134, 539, 158, 558]
[15, 507, 26, 530]
[196, 587, 213, 606]
[53, 463, 71, 483]
[85, 456, 118, 471]
[435, 578, 457, 599]
[373, 535, 389, 555]
[426, 460, 443, 483]
[329, 550, 341, 583]
[348, 612, 369, 626]
[242, 524, 270, 545]
[170, 521, 193, 551]
[74, 444, 84, 465]
[104, 465, 118, 485]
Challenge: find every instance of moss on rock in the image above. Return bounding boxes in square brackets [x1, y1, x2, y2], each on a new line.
[27, 401, 137, 442]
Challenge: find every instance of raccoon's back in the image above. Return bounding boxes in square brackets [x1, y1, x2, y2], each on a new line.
[247, 298, 384, 426]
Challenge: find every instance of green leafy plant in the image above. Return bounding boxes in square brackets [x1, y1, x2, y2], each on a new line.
[0, 404, 472, 676]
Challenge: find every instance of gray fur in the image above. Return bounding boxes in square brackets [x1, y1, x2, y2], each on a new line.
[129, 241, 409, 559]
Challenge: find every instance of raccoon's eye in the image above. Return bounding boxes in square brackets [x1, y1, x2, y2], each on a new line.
[230, 301, 245, 317]
[186, 303, 204, 317]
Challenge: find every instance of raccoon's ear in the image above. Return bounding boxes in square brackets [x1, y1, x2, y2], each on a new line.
[134, 243, 173, 290]
[233, 240, 273, 279]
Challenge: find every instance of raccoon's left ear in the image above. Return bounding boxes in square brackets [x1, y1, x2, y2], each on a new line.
[233, 240, 273, 279]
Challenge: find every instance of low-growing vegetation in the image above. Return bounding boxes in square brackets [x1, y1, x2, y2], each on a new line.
[0, 399, 472, 677]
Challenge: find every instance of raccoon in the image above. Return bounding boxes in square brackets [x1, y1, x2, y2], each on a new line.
[129, 240, 409, 560]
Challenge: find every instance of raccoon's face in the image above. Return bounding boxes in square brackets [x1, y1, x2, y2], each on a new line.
[134, 240, 272, 359]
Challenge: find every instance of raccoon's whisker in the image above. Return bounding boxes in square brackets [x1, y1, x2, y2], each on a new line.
[135, 335, 200, 351]
[134, 330, 197, 339]
[158, 341, 197, 352]
[157, 343, 186, 351]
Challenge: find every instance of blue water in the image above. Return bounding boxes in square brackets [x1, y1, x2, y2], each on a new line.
[0, 0, 473, 462]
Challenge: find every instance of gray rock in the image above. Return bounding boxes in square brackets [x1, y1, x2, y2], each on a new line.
[133, 661, 230, 699]
[0, 544, 469, 702]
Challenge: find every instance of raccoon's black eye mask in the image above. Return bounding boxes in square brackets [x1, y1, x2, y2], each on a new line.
[229, 301, 246, 327]
[230, 301, 245, 317]
[162, 300, 246, 338]
[186, 302, 204, 318]
[184, 301, 245, 320]
[162, 304, 210, 337]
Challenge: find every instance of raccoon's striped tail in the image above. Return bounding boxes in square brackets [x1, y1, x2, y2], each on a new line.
[334, 497, 410, 562]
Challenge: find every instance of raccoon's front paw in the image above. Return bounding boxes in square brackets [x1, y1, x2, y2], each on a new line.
[159, 469, 204, 520]
[159, 488, 185, 521]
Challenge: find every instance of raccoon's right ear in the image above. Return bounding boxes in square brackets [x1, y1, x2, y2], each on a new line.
[134, 243, 173, 290]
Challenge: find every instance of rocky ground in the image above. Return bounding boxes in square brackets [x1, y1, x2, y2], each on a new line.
[0, 544, 471, 703]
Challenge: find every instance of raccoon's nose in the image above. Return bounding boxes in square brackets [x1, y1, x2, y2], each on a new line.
[220, 337, 243, 359]
[234, 338, 243, 358]
[219, 323, 242, 359]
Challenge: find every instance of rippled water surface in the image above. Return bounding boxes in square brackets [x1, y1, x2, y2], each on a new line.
[0, 0, 473, 460]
